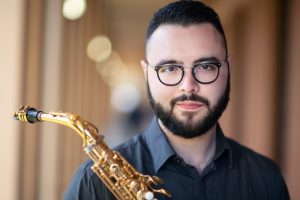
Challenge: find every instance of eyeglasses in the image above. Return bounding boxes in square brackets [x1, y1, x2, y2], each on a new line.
[147, 59, 227, 86]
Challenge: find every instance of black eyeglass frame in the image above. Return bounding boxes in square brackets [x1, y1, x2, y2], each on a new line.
[148, 60, 227, 86]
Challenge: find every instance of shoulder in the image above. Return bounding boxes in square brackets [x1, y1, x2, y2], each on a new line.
[227, 138, 281, 173]
[114, 133, 147, 151]
[113, 133, 153, 172]
[227, 138, 289, 198]
[64, 159, 115, 200]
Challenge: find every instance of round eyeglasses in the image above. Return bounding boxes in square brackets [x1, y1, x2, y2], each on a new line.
[148, 59, 226, 86]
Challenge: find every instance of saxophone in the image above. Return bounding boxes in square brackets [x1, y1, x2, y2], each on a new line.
[14, 105, 171, 200]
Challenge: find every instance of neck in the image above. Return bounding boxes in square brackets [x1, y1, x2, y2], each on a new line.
[158, 119, 217, 173]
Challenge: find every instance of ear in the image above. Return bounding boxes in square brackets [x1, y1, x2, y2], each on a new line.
[227, 54, 232, 66]
[140, 59, 148, 78]
[226, 54, 232, 73]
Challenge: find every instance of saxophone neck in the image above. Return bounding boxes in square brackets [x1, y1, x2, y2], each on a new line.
[13, 105, 99, 142]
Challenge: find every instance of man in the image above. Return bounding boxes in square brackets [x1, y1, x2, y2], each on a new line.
[64, 1, 290, 199]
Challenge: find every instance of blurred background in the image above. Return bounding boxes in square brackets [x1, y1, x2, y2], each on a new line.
[0, 0, 299, 199]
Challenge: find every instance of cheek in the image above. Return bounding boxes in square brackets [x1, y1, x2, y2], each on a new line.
[148, 72, 174, 105]
[207, 70, 229, 103]
[216, 73, 228, 91]
[218, 67, 229, 91]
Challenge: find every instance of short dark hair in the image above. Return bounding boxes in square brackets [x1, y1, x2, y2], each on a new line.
[146, 0, 228, 53]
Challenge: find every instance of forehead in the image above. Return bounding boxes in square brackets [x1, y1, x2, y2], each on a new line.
[146, 24, 226, 63]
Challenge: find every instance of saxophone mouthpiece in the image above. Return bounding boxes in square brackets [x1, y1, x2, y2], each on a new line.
[13, 105, 42, 123]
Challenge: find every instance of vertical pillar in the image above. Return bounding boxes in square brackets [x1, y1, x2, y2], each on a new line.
[283, 0, 300, 199]
[0, 1, 24, 200]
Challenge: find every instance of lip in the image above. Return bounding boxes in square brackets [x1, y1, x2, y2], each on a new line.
[176, 101, 204, 111]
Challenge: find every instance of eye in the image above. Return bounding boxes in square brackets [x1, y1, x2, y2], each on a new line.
[195, 62, 219, 71]
[158, 65, 181, 73]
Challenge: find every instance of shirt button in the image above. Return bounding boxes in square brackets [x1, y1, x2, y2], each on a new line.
[174, 156, 183, 164]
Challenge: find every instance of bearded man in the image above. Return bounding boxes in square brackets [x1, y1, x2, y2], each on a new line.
[64, 1, 290, 199]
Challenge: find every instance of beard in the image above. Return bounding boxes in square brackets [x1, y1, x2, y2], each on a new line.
[147, 79, 230, 139]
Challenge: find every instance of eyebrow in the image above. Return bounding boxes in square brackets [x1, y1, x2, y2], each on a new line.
[194, 56, 221, 63]
[154, 56, 222, 66]
[155, 59, 181, 66]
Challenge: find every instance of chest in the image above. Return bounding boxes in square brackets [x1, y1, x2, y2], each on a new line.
[153, 161, 270, 200]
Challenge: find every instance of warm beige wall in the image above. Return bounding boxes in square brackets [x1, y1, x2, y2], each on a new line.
[0, 1, 24, 200]
[1, 0, 299, 199]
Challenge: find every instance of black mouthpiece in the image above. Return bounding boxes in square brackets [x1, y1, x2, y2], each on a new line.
[26, 108, 43, 123]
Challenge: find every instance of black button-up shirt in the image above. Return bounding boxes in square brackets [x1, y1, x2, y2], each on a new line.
[64, 118, 290, 200]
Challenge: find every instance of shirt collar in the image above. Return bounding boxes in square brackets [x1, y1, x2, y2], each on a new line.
[213, 124, 233, 168]
[144, 117, 175, 173]
[144, 118, 233, 172]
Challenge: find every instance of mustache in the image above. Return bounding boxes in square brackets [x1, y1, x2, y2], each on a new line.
[170, 94, 210, 108]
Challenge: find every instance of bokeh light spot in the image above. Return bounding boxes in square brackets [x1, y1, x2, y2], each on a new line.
[63, 0, 87, 20]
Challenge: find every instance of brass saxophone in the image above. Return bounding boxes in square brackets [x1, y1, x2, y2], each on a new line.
[14, 105, 171, 200]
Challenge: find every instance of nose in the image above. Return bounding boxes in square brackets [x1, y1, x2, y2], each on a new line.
[178, 69, 200, 93]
